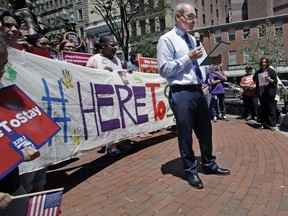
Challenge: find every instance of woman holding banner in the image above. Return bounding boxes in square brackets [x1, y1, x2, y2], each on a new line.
[86, 35, 133, 156]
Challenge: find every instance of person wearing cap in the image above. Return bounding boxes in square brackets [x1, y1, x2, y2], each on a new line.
[240, 66, 258, 121]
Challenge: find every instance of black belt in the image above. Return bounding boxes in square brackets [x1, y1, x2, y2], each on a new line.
[170, 84, 202, 91]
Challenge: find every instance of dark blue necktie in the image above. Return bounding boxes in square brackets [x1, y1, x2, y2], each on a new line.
[183, 33, 203, 84]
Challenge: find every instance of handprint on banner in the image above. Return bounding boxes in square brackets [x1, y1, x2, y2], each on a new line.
[42, 78, 71, 145]
[4, 63, 17, 83]
[60, 69, 74, 89]
[133, 75, 142, 84]
[72, 127, 82, 145]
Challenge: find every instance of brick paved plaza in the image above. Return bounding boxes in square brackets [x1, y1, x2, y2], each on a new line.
[46, 116, 288, 216]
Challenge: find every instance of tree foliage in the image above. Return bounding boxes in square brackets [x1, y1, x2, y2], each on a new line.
[130, 36, 157, 58]
[90, 0, 170, 60]
[240, 23, 287, 70]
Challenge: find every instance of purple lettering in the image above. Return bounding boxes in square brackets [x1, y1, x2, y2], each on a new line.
[95, 84, 120, 131]
[132, 86, 148, 124]
[114, 85, 136, 128]
[77, 82, 99, 140]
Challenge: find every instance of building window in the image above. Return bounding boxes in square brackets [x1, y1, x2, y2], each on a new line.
[131, 22, 137, 37]
[243, 52, 250, 63]
[130, 2, 135, 13]
[215, 30, 221, 43]
[202, 0, 204, 7]
[210, 4, 213, 13]
[159, 16, 165, 31]
[149, 18, 155, 33]
[278, 46, 286, 64]
[77, 9, 83, 21]
[202, 14, 206, 25]
[275, 21, 283, 36]
[211, 20, 214, 26]
[195, 9, 198, 18]
[140, 20, 146, 35]
[79, 27, 84, 37]
[258, 25, 266, 37]
[243, 27, 250, 40]
[228, 28, 235, 41]
[148, 0, 154, 8]
[200, 33, 204, 44]
[229, 51, 237, 65]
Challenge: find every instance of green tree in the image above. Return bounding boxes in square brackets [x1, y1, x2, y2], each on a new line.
[241, 23, 287, 70]
[130, 36, 157, 58]
[90, 0, 170, 60]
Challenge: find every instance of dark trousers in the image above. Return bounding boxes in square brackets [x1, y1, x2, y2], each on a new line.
[259, 95, 276, 127]
[169, 85, 216, 175]
[242, 95, 258, 118]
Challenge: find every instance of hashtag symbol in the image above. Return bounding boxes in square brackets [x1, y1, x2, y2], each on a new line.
[41, 78, 71, 145]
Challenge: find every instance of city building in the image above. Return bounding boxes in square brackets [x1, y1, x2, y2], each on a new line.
[195, 0, 288, 81]
[32, 0, 89, 43]
[31, 0, 230, 57]
[31, 0, 288, 80]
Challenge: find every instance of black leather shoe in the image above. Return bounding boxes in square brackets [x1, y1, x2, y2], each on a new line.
[186, 174, 204, 189]
[202, 166, 230, 175]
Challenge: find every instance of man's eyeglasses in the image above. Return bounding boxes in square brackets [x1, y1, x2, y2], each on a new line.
[179, 13, 198, 22]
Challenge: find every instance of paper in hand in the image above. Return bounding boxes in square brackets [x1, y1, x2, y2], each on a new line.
[200, 41, 230, 66]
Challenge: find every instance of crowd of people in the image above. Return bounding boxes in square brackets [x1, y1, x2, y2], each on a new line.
[0, 9, 149, 213]
[0, 2, 284, 214]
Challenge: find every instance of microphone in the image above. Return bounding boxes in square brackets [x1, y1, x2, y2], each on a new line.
[194, 32, 200, 47]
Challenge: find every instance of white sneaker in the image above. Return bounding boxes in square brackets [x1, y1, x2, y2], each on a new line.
[213, 116, 217, 122]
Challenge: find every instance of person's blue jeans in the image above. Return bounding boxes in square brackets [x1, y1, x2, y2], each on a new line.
[211, 94, 226, 118]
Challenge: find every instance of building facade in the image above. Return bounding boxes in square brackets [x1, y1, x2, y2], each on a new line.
[31, 0, 288, 78]
[195, 0, 288, 81]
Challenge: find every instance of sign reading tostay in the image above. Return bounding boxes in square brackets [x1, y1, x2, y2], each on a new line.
[0, 85, 60, 180]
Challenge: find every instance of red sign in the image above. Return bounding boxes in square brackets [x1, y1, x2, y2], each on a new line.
[62, 51, 93, 66]
[138, 57, 158, 73]
[0, 85, 60, 180]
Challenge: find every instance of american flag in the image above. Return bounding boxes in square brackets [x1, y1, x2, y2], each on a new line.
[26, 190, 63, 216]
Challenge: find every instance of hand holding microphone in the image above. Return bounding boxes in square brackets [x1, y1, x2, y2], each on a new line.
[188, 32, 202, 60]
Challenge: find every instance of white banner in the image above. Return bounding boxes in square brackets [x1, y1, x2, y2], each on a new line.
[3, 48, 174, 173]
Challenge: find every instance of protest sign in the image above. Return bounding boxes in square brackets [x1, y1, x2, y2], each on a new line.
[3, 48, 174, 173]
[138, 57, 158, 73]
[62, 51, 93, 66]
[0, 85, 60, 180]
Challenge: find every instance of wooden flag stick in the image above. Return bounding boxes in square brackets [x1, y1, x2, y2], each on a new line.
[10, 188, 64, 200]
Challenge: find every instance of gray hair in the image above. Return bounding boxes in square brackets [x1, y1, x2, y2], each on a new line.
[174, 3, 189, 21]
